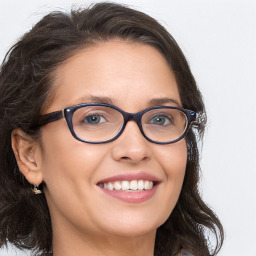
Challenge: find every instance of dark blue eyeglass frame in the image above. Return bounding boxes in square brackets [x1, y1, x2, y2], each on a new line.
[37, 103, 197, 144]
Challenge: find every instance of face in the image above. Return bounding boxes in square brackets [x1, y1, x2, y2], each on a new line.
[36, 40, 187, 240]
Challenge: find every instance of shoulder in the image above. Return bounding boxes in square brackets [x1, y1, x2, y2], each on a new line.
[180, 251, 194, 256]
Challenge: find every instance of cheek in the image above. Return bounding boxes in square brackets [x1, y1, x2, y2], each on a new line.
[155, 140, 187, 215]
[38, 129, 112, 228]
[157, 139, 187, 178]
[38, 125, 106, 199]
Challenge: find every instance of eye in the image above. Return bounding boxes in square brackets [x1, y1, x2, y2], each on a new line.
[84, 114, 106, 124]
[148, 114, 172, 125]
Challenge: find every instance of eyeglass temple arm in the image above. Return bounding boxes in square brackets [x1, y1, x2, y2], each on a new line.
[37, 110, 64, 126]
[188, 110, 197, 122]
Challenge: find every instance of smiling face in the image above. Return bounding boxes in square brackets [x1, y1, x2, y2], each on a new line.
[34, 40, 187, 244]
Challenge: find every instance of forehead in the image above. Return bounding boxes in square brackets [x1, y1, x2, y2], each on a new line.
[47, 40, 181, 112]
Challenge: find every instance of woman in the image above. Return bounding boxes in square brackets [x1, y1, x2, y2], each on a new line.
[0, 2, 224, 256]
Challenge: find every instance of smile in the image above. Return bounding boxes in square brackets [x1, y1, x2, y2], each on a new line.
[98, 180, 154, 191]
[97, 173, 160, 203]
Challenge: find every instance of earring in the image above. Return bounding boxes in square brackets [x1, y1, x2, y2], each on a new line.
[32, 185, 42, 194]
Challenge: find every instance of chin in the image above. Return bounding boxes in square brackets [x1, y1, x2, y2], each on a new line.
[97, 212, 167, 238]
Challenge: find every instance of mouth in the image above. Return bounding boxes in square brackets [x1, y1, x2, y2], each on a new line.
[97, 180, 156, 191]
[96, 173, 160, 203]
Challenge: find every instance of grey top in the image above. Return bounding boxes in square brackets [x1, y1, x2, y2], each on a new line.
[41, 250, 193, 256]
[181, 251, 193, 256]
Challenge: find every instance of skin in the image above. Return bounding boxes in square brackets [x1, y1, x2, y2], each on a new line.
[12, 40, 187, 256]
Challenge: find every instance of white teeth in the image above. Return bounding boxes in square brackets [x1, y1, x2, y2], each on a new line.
[114, 181, 122, 190]
[107, 182, 114, 190]
[144, 180, 150, 190]
[137, 180, 144, 191]
[100, 180, 155, 191]
[129, 180, 137, 190]
[121, 181, 130, 190]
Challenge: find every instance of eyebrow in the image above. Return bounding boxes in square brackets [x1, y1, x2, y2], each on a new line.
[148, 97, 182, 107]
[74, 95, 113, 105]
[73, 95, 181, 108]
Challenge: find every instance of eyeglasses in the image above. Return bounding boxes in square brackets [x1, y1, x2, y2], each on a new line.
[37, 103, 197, 144]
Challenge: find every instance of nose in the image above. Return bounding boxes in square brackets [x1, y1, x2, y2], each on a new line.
[111, 120, 151, 164]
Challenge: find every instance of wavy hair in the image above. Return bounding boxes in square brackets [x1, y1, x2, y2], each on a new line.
[0, 2, 223, 256]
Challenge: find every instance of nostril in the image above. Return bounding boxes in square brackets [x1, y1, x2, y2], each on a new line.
[121, 156, 130, 160]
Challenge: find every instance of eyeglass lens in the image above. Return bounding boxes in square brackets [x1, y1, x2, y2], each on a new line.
[72, 106, 187, 143]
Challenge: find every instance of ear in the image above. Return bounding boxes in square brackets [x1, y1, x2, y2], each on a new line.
[11, 128, 43, 186]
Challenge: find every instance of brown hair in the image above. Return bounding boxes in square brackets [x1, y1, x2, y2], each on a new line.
[0, 3, 224, 255]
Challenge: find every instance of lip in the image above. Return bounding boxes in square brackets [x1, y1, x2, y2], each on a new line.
[96, 172, 161, 203]
[99, 185, 158, 203]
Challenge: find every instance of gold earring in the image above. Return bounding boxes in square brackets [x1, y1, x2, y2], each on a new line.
[32, 185, 42, 194]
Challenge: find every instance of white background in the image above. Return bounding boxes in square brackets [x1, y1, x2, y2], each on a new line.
[0, 0, 255, 255]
